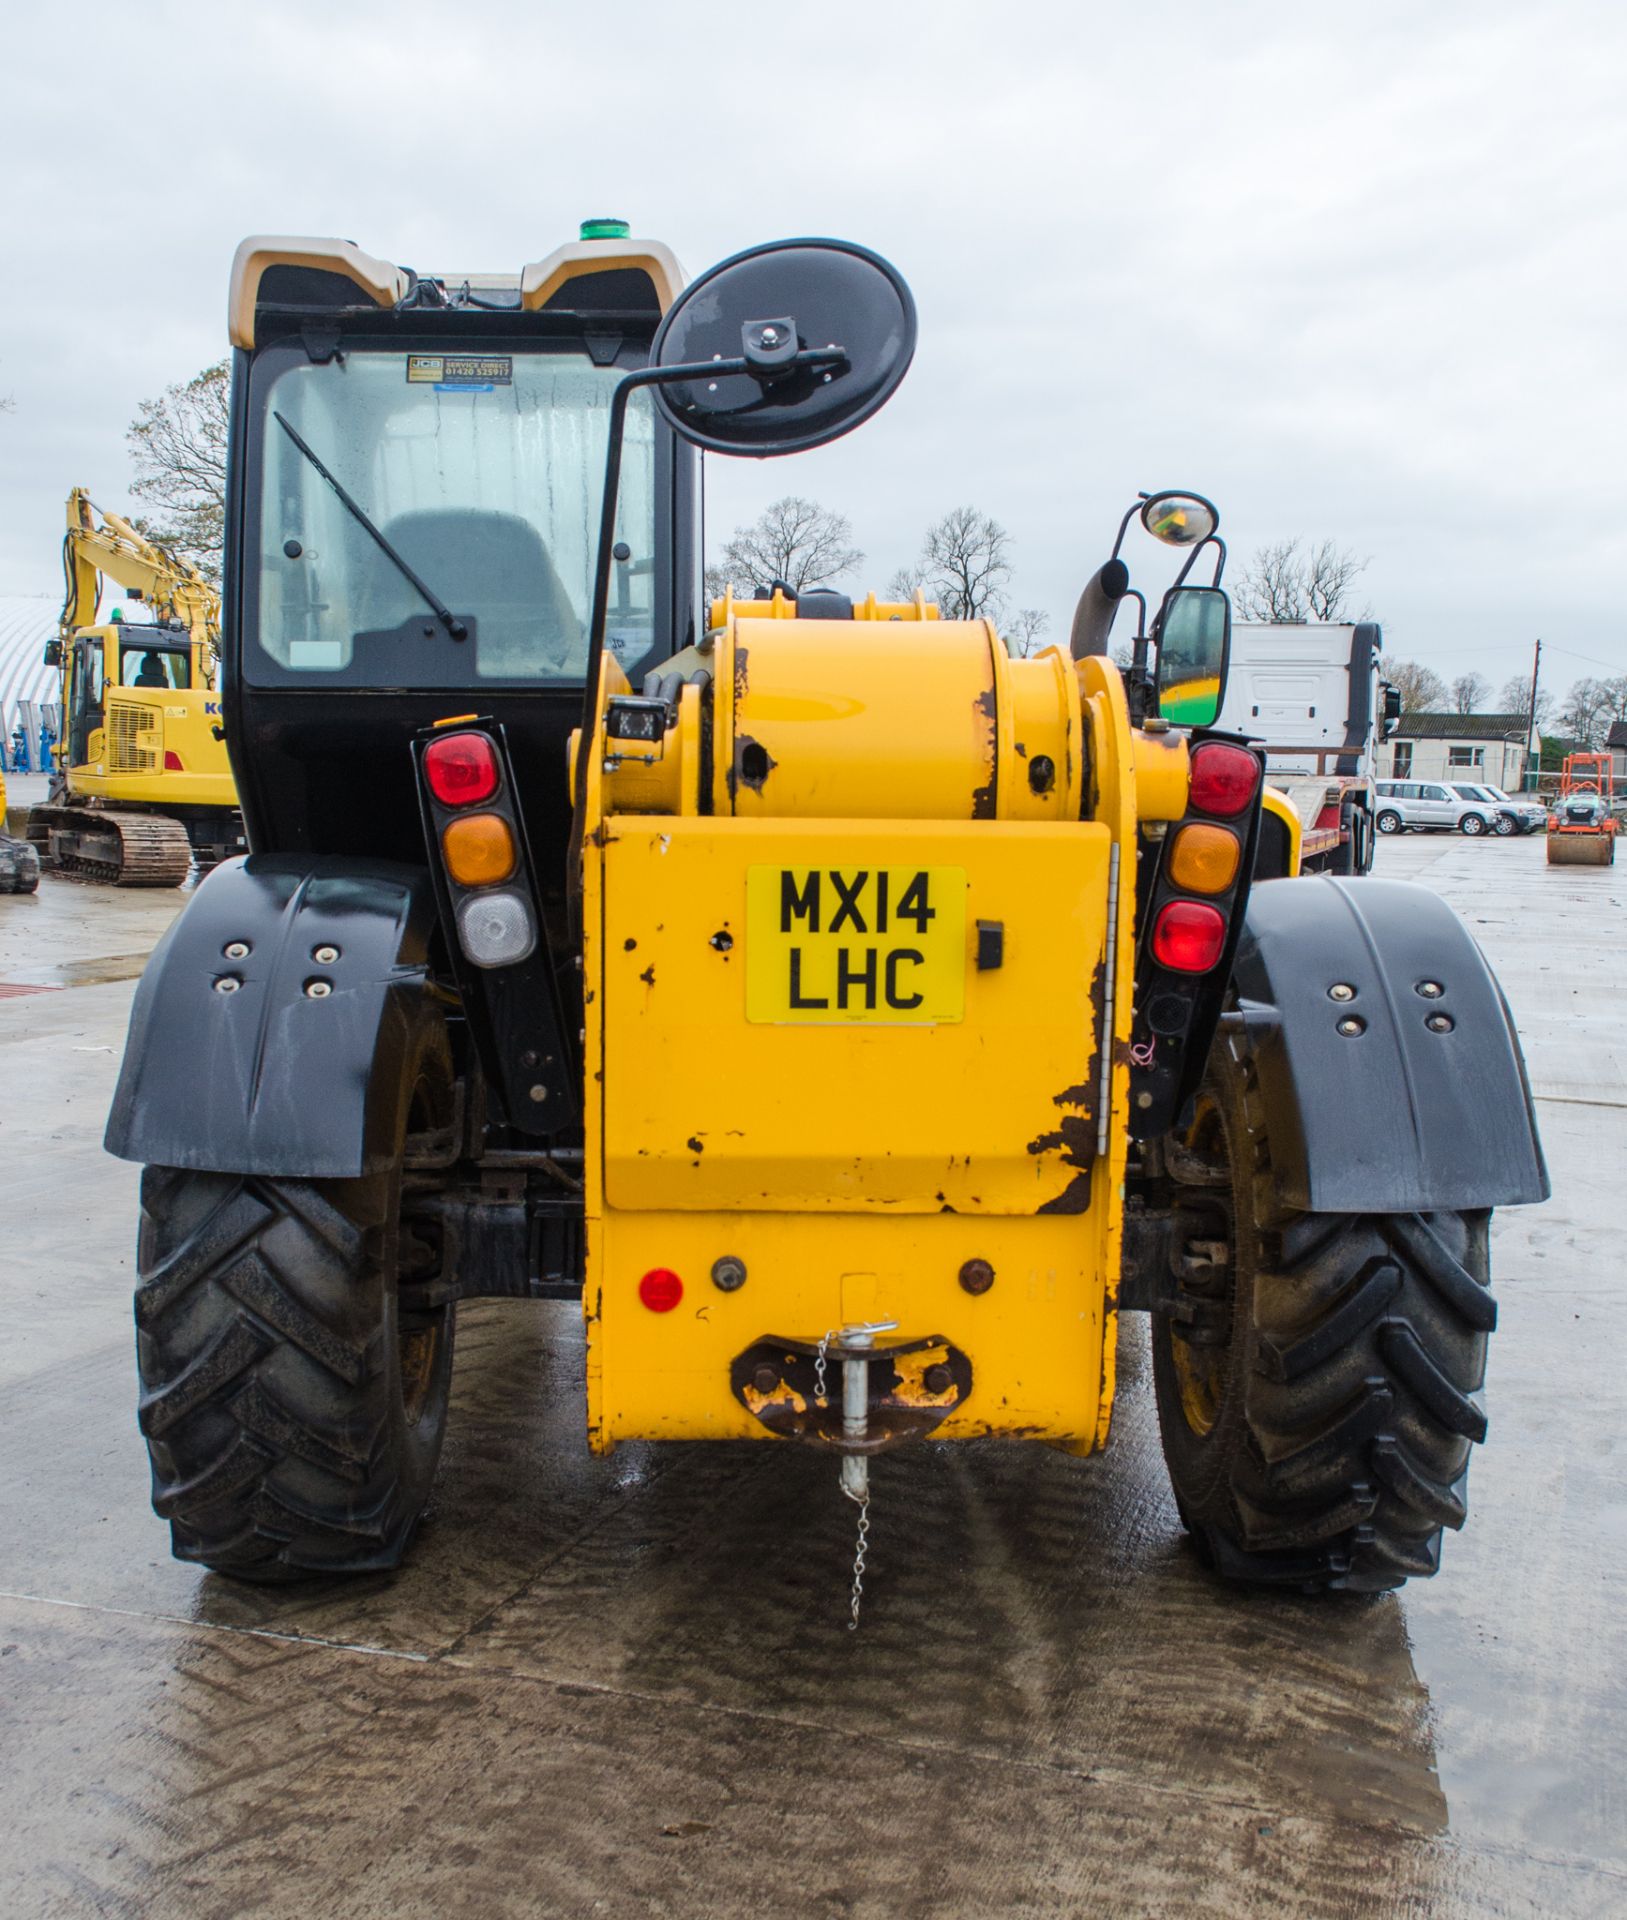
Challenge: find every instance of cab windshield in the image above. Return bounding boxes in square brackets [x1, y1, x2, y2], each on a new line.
[118, 640, 191, 690]
[246, 345, 656, 688]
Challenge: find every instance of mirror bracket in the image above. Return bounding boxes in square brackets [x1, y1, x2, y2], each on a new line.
[742, 316, 799, 372]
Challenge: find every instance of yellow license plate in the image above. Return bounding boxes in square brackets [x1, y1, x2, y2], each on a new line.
[745, 865, 968, 1024]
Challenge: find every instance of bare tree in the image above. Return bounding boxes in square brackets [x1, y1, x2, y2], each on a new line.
[1232, 539, 1307, 623]
[1233, 537, 1371, 625]
[1387, 659, 1448, 713]
[1555, 677, 1625, 750]
[885, 560, 928, 601]
[893, 506, 1013, 621]
[1498, 673, 1555, 731]
[714, 496, 862, 599]
[1449, 672, 1490, 714]
[1007, 608, 1050, 657]
[127, 359, 231, 583]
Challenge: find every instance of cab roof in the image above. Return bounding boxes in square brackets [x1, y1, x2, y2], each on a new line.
[228, 234, 686, 349]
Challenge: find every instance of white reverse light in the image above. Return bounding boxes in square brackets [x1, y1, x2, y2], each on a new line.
[455, 889, 536, 969]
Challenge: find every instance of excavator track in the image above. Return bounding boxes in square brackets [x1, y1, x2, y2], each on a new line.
[27, 806, 193, 888]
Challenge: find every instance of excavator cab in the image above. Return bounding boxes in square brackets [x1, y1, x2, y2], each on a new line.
[107, 226, 1548, 1609]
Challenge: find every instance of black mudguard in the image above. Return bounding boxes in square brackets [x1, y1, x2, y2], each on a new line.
[105, 855, 442, 1178]
[1231, 877, 1548, 1214]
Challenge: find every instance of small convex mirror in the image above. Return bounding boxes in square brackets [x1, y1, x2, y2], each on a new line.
[1140, 493, 1218, 548]
[1156, 585, 1231, 727]
[649, 239, 917, 457]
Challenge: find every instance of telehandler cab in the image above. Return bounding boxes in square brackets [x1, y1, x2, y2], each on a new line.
[108, 226, 1547, 1608]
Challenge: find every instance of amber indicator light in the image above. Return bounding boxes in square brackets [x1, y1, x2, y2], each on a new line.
[1167, 822, 1241, 895]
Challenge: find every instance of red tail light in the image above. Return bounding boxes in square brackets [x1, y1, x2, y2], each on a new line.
[638, 1268, 684, 1313]
[163, 750, 184, 771]
[1188, 742, 1259, 818]
[1152, 899, 1227, 973]
[424, 731, 499, 807]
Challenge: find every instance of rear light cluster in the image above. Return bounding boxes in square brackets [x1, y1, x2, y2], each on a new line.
[1149, 743, 1260, 975]
[1132, 735, 1264, 1139]
[421, 729, 537, 969]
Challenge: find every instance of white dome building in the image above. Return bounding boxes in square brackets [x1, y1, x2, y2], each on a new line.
[0, 596, 62, 767]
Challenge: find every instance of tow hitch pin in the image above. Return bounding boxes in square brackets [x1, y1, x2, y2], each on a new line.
[840, 1320, 894, 1501]
[830, 1319, 897, 1630]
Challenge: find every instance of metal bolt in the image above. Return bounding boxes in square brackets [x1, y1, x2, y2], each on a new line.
[711, 1255, 748, 1293]
[1336, 1015, 1365, 1037]
[1328, 982, 1356, 1002]
[529, 1084, 548, 1103]
[214, 976, 241, 994]
[758, 326, 781, 347]
[1136, 1090, 1155, 1109]
[751, 1364, 780, 1394]
[1416, 980, 1444, 999]
[305, 979, 332, 999]
[311, 943, 340, 965]
[520, 1049, 539, 1068]
[223, 940, 250, 960]
[1426, 1013, 1455, 1033]
[923, 1363, 953, 1395]
[959, 1258, 995, 1296]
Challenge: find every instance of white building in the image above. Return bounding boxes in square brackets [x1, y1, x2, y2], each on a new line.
[0, 596, 63, 765]
[1375, 711, 1535, 790]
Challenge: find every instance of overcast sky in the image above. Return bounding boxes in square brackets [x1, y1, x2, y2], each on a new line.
[3, 0, 1622, 699]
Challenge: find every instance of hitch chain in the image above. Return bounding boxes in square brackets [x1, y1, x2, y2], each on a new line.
[815, 1320, 898, 1630]
[847, 1492, 871, 1631]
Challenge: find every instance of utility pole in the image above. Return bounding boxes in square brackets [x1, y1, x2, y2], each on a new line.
[1526, 637, 1542, 793]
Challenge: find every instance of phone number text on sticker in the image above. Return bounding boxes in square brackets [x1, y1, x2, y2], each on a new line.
[745, 866, 967, 1024]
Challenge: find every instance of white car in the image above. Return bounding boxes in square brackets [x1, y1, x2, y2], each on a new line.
[1448, 782, 1546, 836]
[1373, 780, 1499, 835]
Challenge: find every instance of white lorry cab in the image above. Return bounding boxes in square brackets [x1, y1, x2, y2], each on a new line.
[1214, 622, 1398, 874]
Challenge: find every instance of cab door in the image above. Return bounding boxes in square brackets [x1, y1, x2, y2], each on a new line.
[67, 637, 105, 768]
[1420, 782, 1456, 827]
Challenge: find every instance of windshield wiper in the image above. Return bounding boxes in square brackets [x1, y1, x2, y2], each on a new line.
[273, 412, 467, 641]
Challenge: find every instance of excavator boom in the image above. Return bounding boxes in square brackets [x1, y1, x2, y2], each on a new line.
[62, 489, 219, 656]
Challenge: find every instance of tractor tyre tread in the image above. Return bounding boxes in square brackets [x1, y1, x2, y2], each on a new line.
[134, 1164, 451, 1582]
[1153, 1044, 1495, 1594]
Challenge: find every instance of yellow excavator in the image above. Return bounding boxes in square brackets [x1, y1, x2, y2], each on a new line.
[27, 491, 244, 885]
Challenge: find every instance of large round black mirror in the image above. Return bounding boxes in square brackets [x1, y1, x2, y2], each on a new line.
[649, 239, 916, 457]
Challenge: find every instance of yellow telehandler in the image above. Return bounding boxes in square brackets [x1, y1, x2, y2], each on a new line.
[108, 228, 1547, 1607]
[28, 490, 244, 885]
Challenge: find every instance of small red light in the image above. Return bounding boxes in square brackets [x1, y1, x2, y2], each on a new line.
[163, 750, 184, 771]
[638, 1268, 684, 1313]
[1153, 899, 1228, 973]
[424, 732, 499, 807]
[1188, 742, 1259, 818]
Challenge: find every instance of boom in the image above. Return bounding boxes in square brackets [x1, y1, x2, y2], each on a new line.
[61, 488, 219, 658]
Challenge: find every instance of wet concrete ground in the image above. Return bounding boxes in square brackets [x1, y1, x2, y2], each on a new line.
[0, 834, 1622, 1917]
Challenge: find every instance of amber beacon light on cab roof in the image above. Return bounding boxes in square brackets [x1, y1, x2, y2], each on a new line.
[106, 223, 1546, 1616]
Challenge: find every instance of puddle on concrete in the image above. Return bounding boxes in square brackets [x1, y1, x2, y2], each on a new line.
[0, 951, 153, 990]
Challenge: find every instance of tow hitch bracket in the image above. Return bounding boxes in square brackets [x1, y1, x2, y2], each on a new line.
[730, 1328, 972, 1454]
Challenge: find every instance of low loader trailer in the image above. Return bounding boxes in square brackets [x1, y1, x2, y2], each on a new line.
[107, 228, 1546, 1612]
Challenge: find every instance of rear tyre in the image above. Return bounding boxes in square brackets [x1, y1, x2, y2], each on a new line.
[133, 1024, 455, 1581]
[1375, 809, 1402, 835]
[1150, 1036, 1495, 1593]
[1460, 813, 1487, 836]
